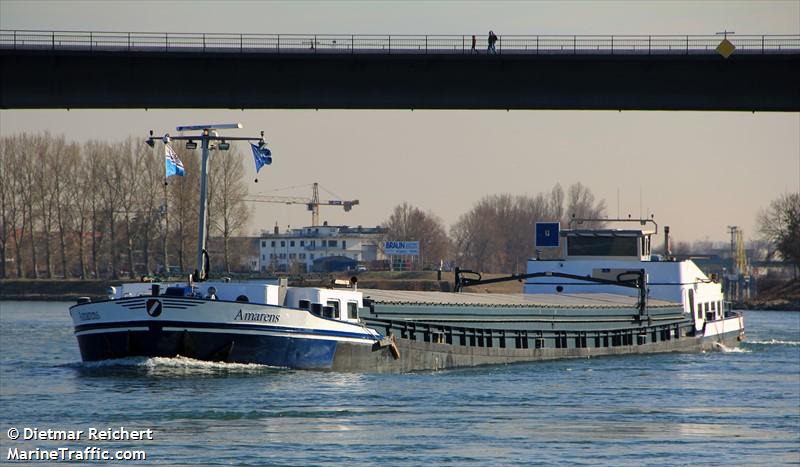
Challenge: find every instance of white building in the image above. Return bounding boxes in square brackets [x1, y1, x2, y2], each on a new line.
[259, 223, 387, 273]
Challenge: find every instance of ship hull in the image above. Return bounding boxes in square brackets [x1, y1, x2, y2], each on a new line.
[70, 296, 744, 373]
[335, 326, 743, 373]
[70, 297, 380, 370]
[75, 327, 341, 369]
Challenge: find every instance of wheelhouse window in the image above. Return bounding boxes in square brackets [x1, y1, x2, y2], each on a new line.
[298, 299, 310, 310]
[347, 302, 358, 319]
[567, 236, 638, 256]
[326, 300, 340, 319]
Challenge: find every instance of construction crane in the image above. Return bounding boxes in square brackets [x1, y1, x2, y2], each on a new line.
[727, 225, 749, 276]
[244, 182, 359, 227]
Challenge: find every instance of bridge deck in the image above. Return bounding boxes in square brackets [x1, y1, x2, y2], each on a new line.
[2, 30, 798, 111]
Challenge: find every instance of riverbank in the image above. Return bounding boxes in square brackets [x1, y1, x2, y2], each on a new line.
[0, 279, 116, 301]
[740, 278, 800, 311]
[4, 276, 797, 310]
[0, 272, 521, 302]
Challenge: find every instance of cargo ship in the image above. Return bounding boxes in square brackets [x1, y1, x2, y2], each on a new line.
[68, 124, 744, 372]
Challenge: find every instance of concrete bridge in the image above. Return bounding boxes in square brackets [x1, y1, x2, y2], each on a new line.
[1, 31, 798, 111]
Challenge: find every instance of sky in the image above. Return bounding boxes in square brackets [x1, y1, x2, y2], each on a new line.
[1, 0, 799, 245]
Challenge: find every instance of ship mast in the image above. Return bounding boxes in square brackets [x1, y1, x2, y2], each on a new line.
[147, 123, 268, 281]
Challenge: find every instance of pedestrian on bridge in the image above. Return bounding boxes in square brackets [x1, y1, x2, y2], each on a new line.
[488, 30, 498, 54]
[471, 35, 477, 53]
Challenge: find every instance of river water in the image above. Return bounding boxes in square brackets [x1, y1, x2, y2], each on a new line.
[0, 301, 798, 466]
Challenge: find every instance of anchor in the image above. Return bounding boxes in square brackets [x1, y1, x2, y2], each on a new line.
[372, 334, 400, 360]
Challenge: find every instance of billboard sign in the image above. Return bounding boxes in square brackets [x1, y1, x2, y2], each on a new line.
[535, 222, 560, 248]
[384, 241, 420, 256]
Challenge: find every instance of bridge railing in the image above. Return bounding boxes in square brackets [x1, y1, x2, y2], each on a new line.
[1, 30, 798, 54]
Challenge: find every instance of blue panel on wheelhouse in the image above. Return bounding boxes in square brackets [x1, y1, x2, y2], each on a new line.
[536, 222, 560, 248]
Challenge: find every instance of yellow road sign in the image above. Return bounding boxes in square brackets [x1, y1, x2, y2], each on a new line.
[716, 38, 736, 58]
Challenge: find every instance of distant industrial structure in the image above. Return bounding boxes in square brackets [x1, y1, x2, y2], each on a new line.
[676, 226, 758, 303]
[259, 223, 386, 273]
[725, 226, 752, 302]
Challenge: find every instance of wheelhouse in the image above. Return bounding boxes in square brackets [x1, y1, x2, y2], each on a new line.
[563, 229, 654, 261]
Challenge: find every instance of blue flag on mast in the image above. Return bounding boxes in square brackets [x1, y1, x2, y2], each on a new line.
[165, 143, 185, 177]
[251, 143, 272, 173]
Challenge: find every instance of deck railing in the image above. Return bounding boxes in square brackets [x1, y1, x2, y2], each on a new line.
[1, 30, 798, 55]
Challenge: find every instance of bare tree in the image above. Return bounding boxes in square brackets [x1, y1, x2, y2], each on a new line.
[451, 198, 499, 271]
[102, 141, 126, 279]
[566, 182, 607, 227]
[383, 202, 451, 269]
[114, 138, 143, 279]
[34, 134, 58, 278]
[507, 194, 552, 272]
[83, 140, 109, 278]
[54, 137, 79, 278]
[549, 183, 565, 223]
[0, 137, 10, 278]
[5, 136, 27, 277]
[136, 141, 163, 275]
[209, 146, 250, 273]
[71, 151, 93, 279]
[18, 135, 40, 278]
[758, 192, 800, 275]
[451, 183, 606, 272]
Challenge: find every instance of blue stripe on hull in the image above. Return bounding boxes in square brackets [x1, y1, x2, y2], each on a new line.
[74, 319, 375, 341]
[77, 329, 338, 370]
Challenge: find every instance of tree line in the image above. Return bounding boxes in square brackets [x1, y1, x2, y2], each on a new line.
[0, 132, 610, 279]
[383, 189, 800, 275]
[758, 192, 800, 275]
[0, 133, 249, 279]
[383, 182, 607, 273]
[7, 132, 792, 280]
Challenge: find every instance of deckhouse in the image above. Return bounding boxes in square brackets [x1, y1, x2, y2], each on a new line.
[525, 221, 726, 332]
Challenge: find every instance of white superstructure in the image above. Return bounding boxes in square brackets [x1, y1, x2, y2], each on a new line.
[525, 222, 727, 333]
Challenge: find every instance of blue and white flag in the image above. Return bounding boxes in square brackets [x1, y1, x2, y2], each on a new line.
[165, 143, 185, 177]
[251, 143, 272, 173]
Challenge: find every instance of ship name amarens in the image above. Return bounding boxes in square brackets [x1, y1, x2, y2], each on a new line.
[234, 310, 279, 323]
